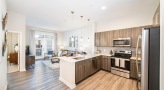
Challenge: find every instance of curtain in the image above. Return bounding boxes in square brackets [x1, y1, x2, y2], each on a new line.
[54, 33, 57, 53]
[29, 30, 35, 55]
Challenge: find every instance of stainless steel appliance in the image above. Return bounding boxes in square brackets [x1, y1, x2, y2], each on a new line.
[136, 27, 160, 90]
[113, 38, 131, 47]
[111, 50, 132, 78]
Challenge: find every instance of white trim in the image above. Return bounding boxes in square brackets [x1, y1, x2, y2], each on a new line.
[7, 31, 26, 72]
[19, 69, 26, 72]
[59, 77, 76, 89]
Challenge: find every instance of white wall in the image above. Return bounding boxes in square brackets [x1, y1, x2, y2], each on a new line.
[6, 11, 26, 71]
[160, 0, 163, 90]
[0, 0, 8, 89]
[96, 14, 153, 32]
[62, 23, 95, 54]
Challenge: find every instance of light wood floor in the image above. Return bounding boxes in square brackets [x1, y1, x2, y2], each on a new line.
[8, 60, 138, 90]
[74, 70, 138, 90]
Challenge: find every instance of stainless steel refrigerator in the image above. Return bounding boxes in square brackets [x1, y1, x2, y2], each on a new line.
[141, 27, 160, 90]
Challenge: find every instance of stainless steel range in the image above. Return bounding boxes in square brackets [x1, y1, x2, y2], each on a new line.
[111, 50, 132, 78]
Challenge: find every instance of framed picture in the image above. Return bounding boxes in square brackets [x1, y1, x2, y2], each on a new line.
[2, 13, 8, 31]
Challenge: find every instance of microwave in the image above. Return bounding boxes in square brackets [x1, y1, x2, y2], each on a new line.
[113, 38, 131, 47]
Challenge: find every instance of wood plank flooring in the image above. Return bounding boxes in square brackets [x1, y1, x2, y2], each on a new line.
[74, 71, 138, 90]
[7, 60, 70, 90]
[8, 60, 138, 90]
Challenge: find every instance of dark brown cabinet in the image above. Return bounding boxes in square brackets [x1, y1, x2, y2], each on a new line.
[75, 59, 92, 84]
[75, 56, 108, 84]
[95, 32, 100, 46]
[10, 53, 18, 65]
[101, 56, 111, 71]
[91, 56, 101, 75]
[95, 25, 153, 47]
[107, 31, 113, 47]
[26, 55, 35, 69]
[130, 59, 141, 79]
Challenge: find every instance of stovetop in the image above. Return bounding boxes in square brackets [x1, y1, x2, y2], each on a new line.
[111, 50, 132, 59]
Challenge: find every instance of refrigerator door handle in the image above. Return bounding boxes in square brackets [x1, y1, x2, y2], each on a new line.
[135, 35, 142, 78]
[141, 29, 149, 90]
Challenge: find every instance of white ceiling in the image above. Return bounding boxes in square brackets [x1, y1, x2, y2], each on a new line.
[6, 0, 159, 31]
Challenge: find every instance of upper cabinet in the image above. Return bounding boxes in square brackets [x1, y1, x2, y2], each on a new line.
[120, 29, 132, 38]
[113, 29, 131, 39]
[131, 27, 142, 48]
[100, 32, 108, 47]
[95, 25, 153, 47]
[113, 30, 120, 39]
[95, 32, 100, 46]
[107, 31, 113, 47]
[95, 31, 113, 47]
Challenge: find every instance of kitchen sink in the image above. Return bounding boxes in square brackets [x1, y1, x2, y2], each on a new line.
[73, 57, 84, 60]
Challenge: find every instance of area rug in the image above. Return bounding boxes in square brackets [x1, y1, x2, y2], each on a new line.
[42, 60, 60, 69]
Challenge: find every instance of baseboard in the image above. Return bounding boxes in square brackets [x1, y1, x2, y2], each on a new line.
[19, 69, 26, 72]
[59, 77, 76, 89]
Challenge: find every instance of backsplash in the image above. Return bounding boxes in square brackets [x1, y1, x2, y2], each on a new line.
[95, 47, 141, 57]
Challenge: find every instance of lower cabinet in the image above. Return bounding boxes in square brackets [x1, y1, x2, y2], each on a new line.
[101, 56, 111, 71]
[130, 59, 141, 79]
[75, 56, 111, 84]
[91, 56, 101, 75]
[75, 59, 92, 84]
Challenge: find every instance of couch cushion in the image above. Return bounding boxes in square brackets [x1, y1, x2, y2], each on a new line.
[48, 51, 53, 55]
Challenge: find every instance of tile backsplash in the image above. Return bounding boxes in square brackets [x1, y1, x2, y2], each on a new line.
[95, 47, 141, 57]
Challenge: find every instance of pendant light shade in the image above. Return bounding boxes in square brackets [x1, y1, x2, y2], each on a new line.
[87, 19, 90, 42]
[80, 16, 83, 42]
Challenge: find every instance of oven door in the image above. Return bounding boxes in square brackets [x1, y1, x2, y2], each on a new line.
[120, 59, 130, 71]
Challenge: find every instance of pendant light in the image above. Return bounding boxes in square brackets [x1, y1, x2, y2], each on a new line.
[71, 11, 74, 42]
[80, 16, 83, 42]
[87, 19, 90, 42]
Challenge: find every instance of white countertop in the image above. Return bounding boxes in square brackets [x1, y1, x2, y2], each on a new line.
[58, 54, 112, 63]
[58, 53, 141, 62]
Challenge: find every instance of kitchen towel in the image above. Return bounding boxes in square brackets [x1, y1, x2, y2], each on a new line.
[115, 58, 119, 67]
[120, 59, 125, 68]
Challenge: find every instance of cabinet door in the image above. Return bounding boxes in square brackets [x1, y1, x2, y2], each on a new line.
[91, 58, 98, 74]
[101, 56, 111, 71]
[95, 33, 100, 46]
[100, 32, 108, 47]
[101, 57, 106, 70]
[96, 56, 101, 70]
[107, 57, 111, 71]
[75, 62, 83, 83]
[83, 59, 91, 79]
[75, 59, 92, 83]
[130, 60, 141, 79]
[113, 30, 120, 39]
[107, 31, 113, 46]
[131, 27, 142, 48]
[119, 29, 132, 38]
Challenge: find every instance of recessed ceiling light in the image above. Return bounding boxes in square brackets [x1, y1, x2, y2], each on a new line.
[101, 6, 106, 10]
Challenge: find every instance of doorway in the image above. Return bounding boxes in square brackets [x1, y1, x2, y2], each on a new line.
[35, 32, 55, 59]
[7, 32, 20, 73]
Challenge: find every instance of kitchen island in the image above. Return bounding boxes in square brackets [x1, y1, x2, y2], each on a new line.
[58, 54, 111, 89]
